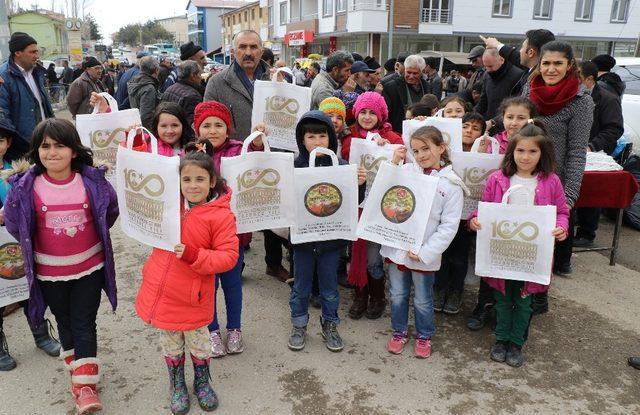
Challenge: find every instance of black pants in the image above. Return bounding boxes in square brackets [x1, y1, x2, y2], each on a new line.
[575, 207, 600, 241]
[264, 230, 288, 268]
[38, 269, 104, 359]
[435, 225, 470, 293]
[0, 300, 30, 330]
[553, 210, 575, 270]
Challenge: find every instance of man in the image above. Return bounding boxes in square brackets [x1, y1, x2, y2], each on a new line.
[303, 62, 320, 87]
[274, 59, 286, 68]
[157, 56, 173, 88]
[204, 30, 270, 140]
[0, 32, 54, 159]
[261, 48, 275, 67]
[60, 60, 75, 93]
[382, 54, 430, 133]
[364, 56, 382, 85]
[381, 51, 408, 84]
[466, 45, 486, 92]
[162, 60, 204, 125]
[592, 54, 626, 97]
[67, 56, 105, 118]
[127, 56, 161, 130]
[350, 61, 375, 93]
[574, 61, 624, 248]
[423, 57, 442, 100]
[445, 69, 461, 96]
[115, 51, 147, 109]
[474, 48, 523, 120]
[162, 41, 206, 92]
[310, 51, 353, 109]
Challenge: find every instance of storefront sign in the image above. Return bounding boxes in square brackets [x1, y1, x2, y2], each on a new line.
[285, 30, 314, 46]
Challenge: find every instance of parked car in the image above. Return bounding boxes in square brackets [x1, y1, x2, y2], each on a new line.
[613, 58, 640, 150]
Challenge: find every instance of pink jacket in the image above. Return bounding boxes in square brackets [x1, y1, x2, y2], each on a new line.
[485, 131, 510, 155]
[125, 131, 183, 157]
[470, 170, 570, 296]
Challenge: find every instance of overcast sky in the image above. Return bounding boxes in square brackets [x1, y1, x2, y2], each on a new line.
[17, 0, 186, 44]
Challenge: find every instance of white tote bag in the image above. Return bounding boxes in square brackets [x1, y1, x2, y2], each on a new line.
[75, 92, 141, 184]
[0, 227, 29, 308]
[450, 135, 504, 218]
[475, 185, 557, 285]
[221, 131, 295, 233]
[348, 132, 402, 208]
[251, 80, 311, 152]
[116, 127, 181, 251]
[357, 162, 439, 253]
[291, 148, 358, 244]
[402, 117, 463, 162]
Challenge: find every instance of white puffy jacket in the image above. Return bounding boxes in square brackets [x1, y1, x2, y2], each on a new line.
[380, 163, 466, 272]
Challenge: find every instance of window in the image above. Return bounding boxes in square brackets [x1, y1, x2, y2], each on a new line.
[422, 0, 451, 23]
[279, 2, 286, 25]
[227, 17, 231, 26]
[268, 5, 273, 25]
[337, 0, 346, 12]
[233, 15, 236, 24]
[575, 0, 594, 21]
[244, 11, 247, 22]
[533, 0, 553, 19]
[492, 0, 512, 17]
[611, 0, 630, 22]
[323, 0, 333, 16]
[252, 9, 255, 20]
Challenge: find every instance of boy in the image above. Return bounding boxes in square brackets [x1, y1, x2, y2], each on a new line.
[461, 112, 487, 152]
[405, 102, 437, 120]
[288, 111, 365, 352]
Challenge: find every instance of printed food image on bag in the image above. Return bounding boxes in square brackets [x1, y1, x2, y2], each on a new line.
[0, 243, 24, 280]
[381, 186, 415, 224]
[305, 183, 343, 217]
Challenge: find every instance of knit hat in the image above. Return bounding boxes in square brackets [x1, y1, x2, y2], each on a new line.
[319, 97, 346, 120]
[9, 32, 37, 53]
[364, 56, 381, 70]
[82, 56, 101, 69]
[353, 91, 389, 126]
[193, 101, 233, 136]
[383, 58, 396, 73]
[180, 41, 203, 61]
[591, 54, 616, 72]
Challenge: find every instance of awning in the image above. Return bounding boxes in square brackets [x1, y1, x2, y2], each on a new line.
[419, 50, 473, 70]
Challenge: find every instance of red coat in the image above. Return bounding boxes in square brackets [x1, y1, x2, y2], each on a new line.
[135, 190, 239, 331]
[341, 124, 404, 161]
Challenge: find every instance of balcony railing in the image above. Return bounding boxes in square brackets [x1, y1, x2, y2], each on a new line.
[420, 8, 451, 23]
[287, 12, 318, 23]
[350, 0, 388, 11]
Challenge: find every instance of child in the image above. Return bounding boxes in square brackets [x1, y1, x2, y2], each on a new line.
[192, 101, 263, 357]
[135, 141, 239, 414]
[343, 91, 404, 321]
[469, 122, 569, 367]
[381, 126, 465, 357]
[319, 97, 350, 158]
[405, 102, 436, 120]
[440, 96, 469, 118]
[4, 119, 119, 414]
[461, 112, 487, 152]
[0, 119, 62, 372]
[288, 110, 366, 352]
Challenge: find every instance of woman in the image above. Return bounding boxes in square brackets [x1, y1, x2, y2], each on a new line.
[46, 63, 59, 101]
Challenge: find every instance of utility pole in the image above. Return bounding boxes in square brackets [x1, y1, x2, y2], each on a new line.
[0, 0, 10, 61]
[387, 0, 394, 60]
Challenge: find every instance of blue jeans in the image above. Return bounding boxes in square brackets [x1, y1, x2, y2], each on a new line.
[388, 264, 435, 339]
[289, 247, 340, 327]
[367, 241, 384, 280]
[208, 245, 244, 332]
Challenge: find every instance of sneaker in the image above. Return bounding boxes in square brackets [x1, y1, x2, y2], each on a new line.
[505, 343, 524, 367]
[386, 331, 408, 355]
[443, 291, 462, 315]
[320, 318, 344, 352]
[208, 330, 226, 358]
[226, 329, 244, 354]
[573, 237, 595, 248]
[414, 337, 432, 358]
[466, 303, 493, 331]
[490, 341, 508, 362]
[309, 294, 321, 309]
[288, 326, 306, 351]
[433, 288, 445, 312]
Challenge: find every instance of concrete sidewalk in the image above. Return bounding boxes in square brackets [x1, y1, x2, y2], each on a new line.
[1, 224, 639, 415]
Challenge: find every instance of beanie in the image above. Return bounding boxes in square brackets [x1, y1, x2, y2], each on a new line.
[180, 41, 203, 61]
[591, 54, 616, 72]
[319, 97, 346, 120]
[82, 56, 101, 69]
[353, 91, 389, 126]
[193, 101, 233, 136]
[9, 32, 37, 54]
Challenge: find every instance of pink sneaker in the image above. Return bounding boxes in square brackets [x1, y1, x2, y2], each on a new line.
[414, 337, 432, 358]
[386, 331, 408, 354]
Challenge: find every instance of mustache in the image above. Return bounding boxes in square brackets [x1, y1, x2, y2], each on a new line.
[242, 55, 256, 61]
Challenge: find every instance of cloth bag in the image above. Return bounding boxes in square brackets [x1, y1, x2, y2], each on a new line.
[291, 148, 358, 244]
[402, 117, 463, 163]
[75, 92, 142, 184]
[116, 127, 181, 251]
[451, 135, 504, 218]
[251, 80, 311, 152]
[0, 227, 28, 308]
[348, 132, 401, 208]
[475, 185, 556, 285]
[221, 131, 295, 233]
[357, 161, 439, 253]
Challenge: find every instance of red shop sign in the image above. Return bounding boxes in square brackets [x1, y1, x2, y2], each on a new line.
[285, 30, 314, 46]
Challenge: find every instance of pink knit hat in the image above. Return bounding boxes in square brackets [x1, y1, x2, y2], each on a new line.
[352, 91, 389, 126]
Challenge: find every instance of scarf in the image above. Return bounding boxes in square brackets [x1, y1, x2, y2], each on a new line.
[233, 60, 266, 96]
[529, 74, 580, 116]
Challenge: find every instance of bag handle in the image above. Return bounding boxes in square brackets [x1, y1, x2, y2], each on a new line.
[241, 131, 270, 155]
[126, 126, 159, 155]
[501, 184, 534, 204]
[271, 67, 293, 83]
[91, 92, 119, 114]
[470, 134, 500, 155]
[309, 147, 338, 167]
[433, 108, 444, 118]
[365, 131, 382, 142]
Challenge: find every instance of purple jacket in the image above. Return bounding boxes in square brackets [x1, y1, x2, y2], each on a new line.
[4, 163, 119, 326]
[470, 169, 570, 296]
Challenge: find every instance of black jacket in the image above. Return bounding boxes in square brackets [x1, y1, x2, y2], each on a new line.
[161, 80, 204, 125]
[588, 84, 624, 154]
[474, 62, 524, 120]
[498, 44, 533, 96]
[382, 76, 430, 133]
[597, 72, 626, 97]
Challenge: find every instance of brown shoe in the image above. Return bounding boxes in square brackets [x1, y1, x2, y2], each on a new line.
[366, 277, 386, 320]
[348, 286, 368, 319]
[266, 265, 290, 283]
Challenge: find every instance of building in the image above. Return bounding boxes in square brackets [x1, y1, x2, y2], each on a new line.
[186, 0, 252, 53]
[220, 1, 269, 59]
[268, 0, 640, 63]
[156, 14, 189, 47]
[9, 10, 69, 58]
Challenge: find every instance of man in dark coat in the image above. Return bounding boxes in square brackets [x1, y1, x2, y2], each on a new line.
[592, 54, 626, 97]
[474, 48, 524, 120]
[127, 56, 161, 130]
[162, 41, 206, 92]
[162, 60, 204, 125]
[115, 52, 147, 109]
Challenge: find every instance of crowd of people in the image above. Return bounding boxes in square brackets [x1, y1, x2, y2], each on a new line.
[0, 27, 637, 415]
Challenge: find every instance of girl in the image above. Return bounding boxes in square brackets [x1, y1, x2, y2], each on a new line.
[469, 122, 569, 367]
[382, 126, 465, 357]
[343, 91, 404, 321]
[488, 97, 538, 155]
[4, 118, 119, 414]
[135, 141, 239, 414]
[405, 102, 436, 120]
[192, 101, 263, 357]
[440, 96, 469, 119]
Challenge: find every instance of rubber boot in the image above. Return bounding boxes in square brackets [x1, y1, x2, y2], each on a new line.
[191, 354, 219, 411]
[31, 321, 61, 357]
[348, 285, 368, 320]
[366, 277, 386, 320]
[0, 329, 16, 371]
[165, 355, 190, 415]
[71, 358, 103, 414]
[61, 348, 75, 376]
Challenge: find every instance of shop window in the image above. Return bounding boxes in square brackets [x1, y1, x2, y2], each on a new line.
[575, 0, 593, 21]
[492, 0, 512, 17]
[533, 0, 553, 19]
[611, 0, 630, 22]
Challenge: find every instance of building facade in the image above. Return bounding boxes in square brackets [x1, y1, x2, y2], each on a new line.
[156, 15, 189, 47]
[220, 1, 270, 59]
[9, 10, 69, 58]
[186, 0, 250, 52]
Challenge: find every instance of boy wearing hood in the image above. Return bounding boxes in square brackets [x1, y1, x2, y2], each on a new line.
[288, 111, 366, 353]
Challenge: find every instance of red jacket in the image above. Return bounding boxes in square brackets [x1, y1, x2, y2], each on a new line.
[341, 123, 404, 161]
[135, 190, 239, 331]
